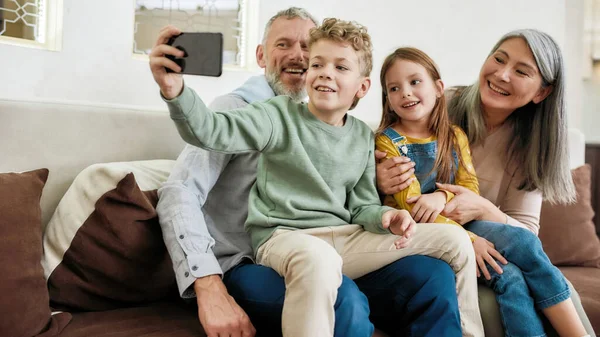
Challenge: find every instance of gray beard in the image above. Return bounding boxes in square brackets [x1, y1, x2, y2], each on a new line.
[265, 70, 307, 103]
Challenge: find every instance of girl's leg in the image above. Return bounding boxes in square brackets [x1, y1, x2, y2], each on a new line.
[466, 221, 587, 336]
[542, 300, 588, 337]
[334, 224, 483, 337]
[256, 229, 345, 337]
[482, 262, 547, 337]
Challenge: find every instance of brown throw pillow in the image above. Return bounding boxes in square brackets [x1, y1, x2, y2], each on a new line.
[43, 161, 177, 311]
[0, 169, 71, 337]
[539, 164, 600, 268]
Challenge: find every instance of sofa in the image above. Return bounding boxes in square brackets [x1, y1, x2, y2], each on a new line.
[0, 98, 598, 337]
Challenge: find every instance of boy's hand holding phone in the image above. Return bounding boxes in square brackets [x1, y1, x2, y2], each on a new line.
[149, 26, 223, 100]
[149, 25, 185, 100]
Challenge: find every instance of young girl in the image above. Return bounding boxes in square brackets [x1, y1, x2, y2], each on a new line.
[376, 47, 479, 242]
[376, 47, 589, 337]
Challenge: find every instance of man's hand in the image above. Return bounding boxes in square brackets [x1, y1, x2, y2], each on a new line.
[406, 191, 446, 223]
[149, 25, 185, 100]
[194, 275, 256, 337]
[471, 236, 508, 280]
[382, 209, 416, 249]
[375, 150, 415, 195]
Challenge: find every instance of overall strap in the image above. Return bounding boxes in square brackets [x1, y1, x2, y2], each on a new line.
[382, 127, 406, 144]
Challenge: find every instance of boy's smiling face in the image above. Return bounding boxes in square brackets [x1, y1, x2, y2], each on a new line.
[306, 39, 370, 118]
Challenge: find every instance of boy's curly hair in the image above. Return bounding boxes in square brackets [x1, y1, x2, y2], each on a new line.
[308, 18, 373, 109]
[308, 18, 373, 77]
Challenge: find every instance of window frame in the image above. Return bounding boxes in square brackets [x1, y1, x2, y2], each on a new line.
[131, 0, 260, 72]
[0, 0, 63, 51]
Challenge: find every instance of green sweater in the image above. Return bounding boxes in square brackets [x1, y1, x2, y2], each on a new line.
[167, 86, 393, 250]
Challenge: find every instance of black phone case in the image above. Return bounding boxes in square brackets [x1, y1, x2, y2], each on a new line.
[165, 32, 223, 77]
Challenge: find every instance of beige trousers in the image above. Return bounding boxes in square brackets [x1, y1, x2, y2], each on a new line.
[256, 224, 484, 337]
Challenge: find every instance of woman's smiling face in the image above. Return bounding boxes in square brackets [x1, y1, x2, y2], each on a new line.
[479, 37, 551, 116]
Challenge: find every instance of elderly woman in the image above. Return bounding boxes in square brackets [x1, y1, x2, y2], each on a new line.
[376, 29, 593, 337]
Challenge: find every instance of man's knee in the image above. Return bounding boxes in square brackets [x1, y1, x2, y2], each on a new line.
[335, 276, 373, 337]
[224, 263, 285, 304]
[336, 275, 369, 311]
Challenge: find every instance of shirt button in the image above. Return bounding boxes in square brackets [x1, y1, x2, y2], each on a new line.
[184, 272, 189, 277]
[192, 265, 198, 271]
[179, 235, 184, 239]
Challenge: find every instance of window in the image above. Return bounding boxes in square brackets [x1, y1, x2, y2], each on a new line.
[134, 0, 255, 68]
[0, 0, 62, 50]
[584, 0, 600, 60]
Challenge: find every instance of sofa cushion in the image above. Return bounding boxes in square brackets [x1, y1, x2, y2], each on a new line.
[59, 300, 206, 337]
[559, 267, 600, 334]
[42, 161, 178, 311]
[0, 169, 71, 337]
[539, 164, 600, 268]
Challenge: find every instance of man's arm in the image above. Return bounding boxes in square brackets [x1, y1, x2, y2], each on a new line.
[157, 94, 256, 336]
[157, 145, 232, 297]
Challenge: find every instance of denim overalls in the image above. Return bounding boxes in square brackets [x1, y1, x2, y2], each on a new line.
[381, 127, 457, 192]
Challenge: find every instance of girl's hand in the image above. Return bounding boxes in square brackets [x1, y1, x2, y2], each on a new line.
[436, 183, 486, 224]
[382, 209, 416, 249]
[375, 150, 415, 195]
[406, 191, 446, 223]
[472, 236, 508, 280]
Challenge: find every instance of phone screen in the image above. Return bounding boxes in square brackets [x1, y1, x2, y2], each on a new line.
[166, 32, 223, 77]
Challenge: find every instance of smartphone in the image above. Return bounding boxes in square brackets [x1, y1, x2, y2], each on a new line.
[166, 32, 223, 77]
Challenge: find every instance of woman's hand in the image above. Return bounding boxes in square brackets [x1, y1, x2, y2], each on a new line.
[436, 183, 487, 224]
[375, 150, 415, 195]
[471, 236, 508, 280]
[406, 191, 446, 223]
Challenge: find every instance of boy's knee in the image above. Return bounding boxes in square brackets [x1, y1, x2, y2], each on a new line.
[290, 247, 343, 286]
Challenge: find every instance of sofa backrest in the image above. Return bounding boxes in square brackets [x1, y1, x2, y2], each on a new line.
[0, 99, 185, 228]
[0, 98, 587, 229]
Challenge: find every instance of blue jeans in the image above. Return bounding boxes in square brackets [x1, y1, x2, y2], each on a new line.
[223, 256, 461, 337]
[465, 221, 571, 337]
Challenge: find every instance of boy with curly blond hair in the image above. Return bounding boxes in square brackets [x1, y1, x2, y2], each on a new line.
[161, 18, 482, 337]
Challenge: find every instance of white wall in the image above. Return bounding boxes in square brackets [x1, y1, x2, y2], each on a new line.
[0, 0, 568, 127]
[583, 63, 600, 143]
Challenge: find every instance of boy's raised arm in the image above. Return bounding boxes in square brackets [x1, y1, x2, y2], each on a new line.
[165, 85, 275, 154]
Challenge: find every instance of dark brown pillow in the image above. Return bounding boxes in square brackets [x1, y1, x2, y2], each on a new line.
[0, 169, 71, 337]
[42, 161, 177, 311]
[539, 164, 600, 268]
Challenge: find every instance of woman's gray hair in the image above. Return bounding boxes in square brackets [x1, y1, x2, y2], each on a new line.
[448, 29, 575, 204]
[262, 7, 318, 44]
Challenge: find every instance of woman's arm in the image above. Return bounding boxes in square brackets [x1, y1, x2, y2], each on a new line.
[497, 173, 543, 234]
[436, 183, 507, 225]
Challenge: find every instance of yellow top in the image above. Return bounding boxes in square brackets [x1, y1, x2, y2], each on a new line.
[375, 125, 479, 241]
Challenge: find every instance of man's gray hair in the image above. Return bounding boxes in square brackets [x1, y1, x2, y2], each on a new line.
[261, 7, 318, 44]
